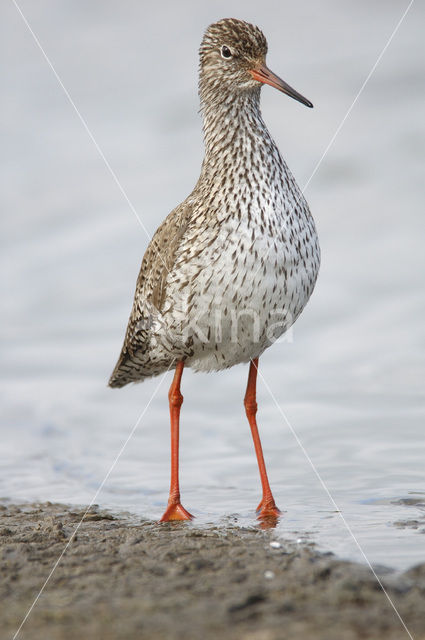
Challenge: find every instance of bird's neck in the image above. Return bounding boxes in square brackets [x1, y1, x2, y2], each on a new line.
[199, 88, 279, 176]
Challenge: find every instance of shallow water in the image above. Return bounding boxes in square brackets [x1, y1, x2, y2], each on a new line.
[1, 2, 424, 571]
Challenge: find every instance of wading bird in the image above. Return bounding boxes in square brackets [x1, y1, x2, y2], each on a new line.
[109, 18, 320, 522]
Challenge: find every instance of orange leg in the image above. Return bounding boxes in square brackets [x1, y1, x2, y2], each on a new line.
[160, 361, 193, 522]
[244, 358, 281, 520]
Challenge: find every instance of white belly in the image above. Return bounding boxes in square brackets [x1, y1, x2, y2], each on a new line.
[158, 205, 320, 372]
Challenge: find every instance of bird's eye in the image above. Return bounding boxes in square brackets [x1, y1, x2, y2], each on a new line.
[220, 45, 232, 59]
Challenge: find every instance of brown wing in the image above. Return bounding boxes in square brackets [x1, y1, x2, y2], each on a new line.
[108, 200, 193, 387]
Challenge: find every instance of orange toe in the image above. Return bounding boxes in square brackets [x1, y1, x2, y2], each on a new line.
[256, 497, 281, 519]
[160, 502, 193, 522]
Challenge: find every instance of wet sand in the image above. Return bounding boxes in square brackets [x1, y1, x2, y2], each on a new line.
[1, 502, 425, 640]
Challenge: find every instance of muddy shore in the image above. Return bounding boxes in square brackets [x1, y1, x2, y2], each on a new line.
[1, 502, 424, 640]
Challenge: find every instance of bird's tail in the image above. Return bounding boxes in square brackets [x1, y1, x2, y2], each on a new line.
[108, 349, 173, 388]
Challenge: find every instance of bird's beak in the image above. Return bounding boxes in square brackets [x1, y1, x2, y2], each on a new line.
[249, 63, 313, 108]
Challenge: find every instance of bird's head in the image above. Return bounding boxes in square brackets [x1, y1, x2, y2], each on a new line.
[199, 18, 312, 108]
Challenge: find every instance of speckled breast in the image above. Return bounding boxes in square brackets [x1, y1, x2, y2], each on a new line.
[158, 175, 320, 372]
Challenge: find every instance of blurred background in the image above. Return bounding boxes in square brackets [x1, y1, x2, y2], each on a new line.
[1, 1, 424, 570]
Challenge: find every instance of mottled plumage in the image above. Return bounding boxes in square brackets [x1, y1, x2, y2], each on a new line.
[109, 18, 320, 388]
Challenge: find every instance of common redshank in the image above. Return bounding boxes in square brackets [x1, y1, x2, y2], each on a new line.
[109, 18, 320, 522]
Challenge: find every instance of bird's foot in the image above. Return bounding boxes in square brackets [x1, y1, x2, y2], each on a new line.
[256, 496, 281, 519]
[160, 501, 193, 522]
